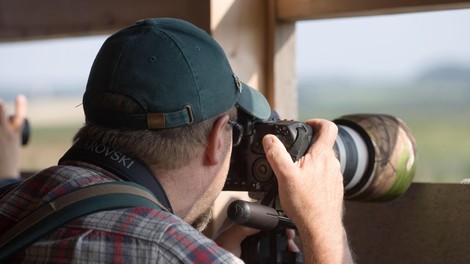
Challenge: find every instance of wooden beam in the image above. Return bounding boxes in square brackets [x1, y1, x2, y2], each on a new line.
[210, 0, 297, 119]
[266, 0, 297, 119]
[344, 183, 470, 264]
[0, 0, 211, 42]
[211, 0, 268, 99]
[276, 0, 470, 21]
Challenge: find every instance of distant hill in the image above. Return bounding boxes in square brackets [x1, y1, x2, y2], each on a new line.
[415, 63, 470, 85]
[298, 62, 470, 121]
[0, 82, 83, 102]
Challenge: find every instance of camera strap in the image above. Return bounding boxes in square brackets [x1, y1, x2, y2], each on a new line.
[59, 139, 173, 213]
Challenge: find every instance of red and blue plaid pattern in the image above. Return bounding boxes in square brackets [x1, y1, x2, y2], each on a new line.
[0, 162, 243, 263]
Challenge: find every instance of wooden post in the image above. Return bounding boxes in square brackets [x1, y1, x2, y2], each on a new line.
[211, 0, 297, 120]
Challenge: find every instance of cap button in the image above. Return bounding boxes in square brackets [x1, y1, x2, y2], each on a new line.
[233, 74, 242, 93]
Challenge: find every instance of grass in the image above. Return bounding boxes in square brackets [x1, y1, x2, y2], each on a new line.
[20, 125, 80, 172]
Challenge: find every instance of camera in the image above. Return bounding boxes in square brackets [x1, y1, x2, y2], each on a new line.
[225, 110, 418, 263]
[225, 110, 311, 192]
[224, 110, 417, 202]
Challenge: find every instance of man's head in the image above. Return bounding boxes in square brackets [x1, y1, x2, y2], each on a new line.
[78, 17, 272, 167]
[83, 18, 270, 130]
[76, 18, 270, 229]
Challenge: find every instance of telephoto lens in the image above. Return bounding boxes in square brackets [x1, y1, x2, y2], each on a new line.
[333, 114, 417, 202]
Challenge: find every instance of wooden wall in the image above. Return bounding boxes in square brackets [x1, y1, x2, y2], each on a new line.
[344, 183, 470, 264]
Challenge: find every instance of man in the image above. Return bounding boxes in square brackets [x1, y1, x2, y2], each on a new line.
[0, 94, 27, 191]
[0, 18, 353, 263]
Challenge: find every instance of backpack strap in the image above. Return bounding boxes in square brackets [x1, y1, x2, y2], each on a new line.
[0, 181, 167, 261]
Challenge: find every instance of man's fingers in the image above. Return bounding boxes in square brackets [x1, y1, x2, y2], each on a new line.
[12, 94, 27, 130]
[304, 119, 338, 152]
[262, 120, 338, 183]
[262, 134, 296, 183]
[0, 100, 8, 127]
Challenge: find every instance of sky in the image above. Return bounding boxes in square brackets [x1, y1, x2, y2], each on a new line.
[0, 35, 106, 93]
[296, 8, 470, 81]
[0, 8, 469, 93]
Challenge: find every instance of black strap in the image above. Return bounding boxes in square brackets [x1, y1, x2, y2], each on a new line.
[0, 181, 165, 261]
[59, 139, 173, 213]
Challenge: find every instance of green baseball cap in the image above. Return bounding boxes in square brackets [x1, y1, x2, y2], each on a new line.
[83, 18, 271, 129]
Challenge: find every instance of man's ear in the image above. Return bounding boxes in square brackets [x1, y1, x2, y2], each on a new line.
[205, 115, 230, 165]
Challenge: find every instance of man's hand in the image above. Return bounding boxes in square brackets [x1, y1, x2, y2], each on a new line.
[214, 223, 259, 257]
[262, 119, 354, 264]
[0, 94, 27, 179]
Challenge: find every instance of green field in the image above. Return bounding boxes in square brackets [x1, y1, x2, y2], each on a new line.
[298, 78, 470, 183]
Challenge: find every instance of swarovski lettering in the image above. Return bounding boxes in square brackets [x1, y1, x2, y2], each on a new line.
[83, 141, 135, 169]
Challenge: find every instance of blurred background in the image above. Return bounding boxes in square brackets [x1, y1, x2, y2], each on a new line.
[296, 9, 470, 183]
[1, 9, 469, 183]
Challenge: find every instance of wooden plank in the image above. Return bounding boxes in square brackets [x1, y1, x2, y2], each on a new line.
[211, 0, 268, 98]
[344, 183, 470, 264]
[0, 0, 210, 41]
[276, 0, 470, 21]
[210, 0, 297, 120]
[264, 0, 297, 119]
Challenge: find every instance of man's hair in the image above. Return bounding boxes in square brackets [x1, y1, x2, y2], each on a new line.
[75, 93, 237, 170]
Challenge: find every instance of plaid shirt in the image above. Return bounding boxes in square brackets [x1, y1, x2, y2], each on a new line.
[0, 161, 243, 263]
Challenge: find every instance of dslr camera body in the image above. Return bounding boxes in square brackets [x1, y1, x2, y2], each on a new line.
[225, 110, 312, 192]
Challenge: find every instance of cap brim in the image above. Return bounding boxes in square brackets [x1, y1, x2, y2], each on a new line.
[236, 82, 271, 120]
